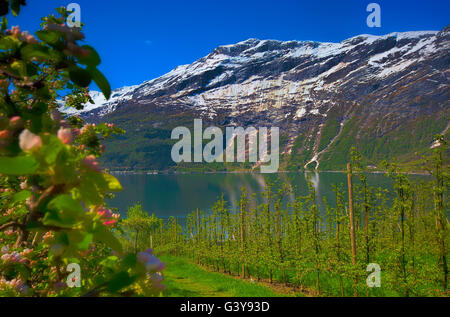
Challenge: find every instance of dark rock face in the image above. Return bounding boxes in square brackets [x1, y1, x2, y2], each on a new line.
[71, 27, 449, 170]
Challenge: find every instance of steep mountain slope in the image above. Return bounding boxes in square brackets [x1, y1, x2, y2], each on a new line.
[62, 26, 450, 171]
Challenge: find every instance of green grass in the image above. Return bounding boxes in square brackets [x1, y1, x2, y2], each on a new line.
[317, 111, 340, 153]
[160, 255, 287, 297]
[319, 112, 448, 171]
[285, 127, 317, 171]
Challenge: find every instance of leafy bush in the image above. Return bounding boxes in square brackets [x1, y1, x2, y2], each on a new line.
[0, 2, 164, 296]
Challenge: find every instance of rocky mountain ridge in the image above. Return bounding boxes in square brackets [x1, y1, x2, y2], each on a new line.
[62, 26, 450, 171]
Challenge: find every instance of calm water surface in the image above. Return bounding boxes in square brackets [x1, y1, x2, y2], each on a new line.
[108, 172, 428, 220]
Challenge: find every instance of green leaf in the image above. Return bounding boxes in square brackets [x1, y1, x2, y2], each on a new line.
[25, 62, 38, 76]
[1, 16, 7, 31]
[102, 173, 123, 191]
[10, 0, 21, 16]
[107, 271, 136, 293]
[120, 254, 137, 270]
[99, 255, 119, 270]
[40, 135, 63, 165]
[43, 195, 84, 228]
[93, 223, 123, 253]
[0, 156, 39, 175]
[12, 190, 31, 203]
[21, 44, 52, 62]
[69, 67, 92, 87]
[76, 232, 93, 250]
[42, 209, 79, 228]
[88, 67, 111, 99]
[10, 60, 26, 77]
[32, 86, 51, 102]
[35, 30, 60, 44]
[76, 181, 100, 206]
[31, 101, 48, 116]
[48, 194, 84, 215]
[78, 45, 101, 67]
[0, 36, 16, 50]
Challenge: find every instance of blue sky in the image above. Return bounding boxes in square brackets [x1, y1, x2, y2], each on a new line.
[7, 0, 450, 90]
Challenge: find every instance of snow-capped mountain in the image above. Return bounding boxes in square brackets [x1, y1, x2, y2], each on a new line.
[71, 26, 450, 171]
[60, 85, 138, 116]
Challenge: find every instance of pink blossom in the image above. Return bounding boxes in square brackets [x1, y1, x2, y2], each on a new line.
[149, 272, 166, 291]
[20, 180, 27, 190]
[19, 129, 42, 152]
[57, 128, 72, 144]
[80, 124, 92, 135]
[137, 250, 166, 272]
[1, 251, 22, 263]
[4, 229, 15, 236]
[96, 206, 113, 218]
[0, 130, 9, 139]
[150, 272, 164, 283]
[9, 116, 23, 129]
[21, 248, 32, 256]
[145, 257, 166, 272]
[3, 278, 28, 294]
[1, 246, 9, 254]
[103, 220, 116, 226]
[96, 206, 118, 226]
[42, 231, 54, 242]
[11, 251, 22, 262]
[11, 26, 21, 37]
[82, 155, 101, 172]
[137, 252, 150, 264]
[25, 34, 38, 44]
[4, 208, 14, 216]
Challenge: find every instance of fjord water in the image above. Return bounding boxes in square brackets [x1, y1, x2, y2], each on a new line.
[107, 172, 423, 220]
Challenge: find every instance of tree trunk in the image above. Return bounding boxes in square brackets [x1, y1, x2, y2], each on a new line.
[240, 203, 246, 278]
[435, 149, 448, 292]
[347, 163, 358, 297]
[150, 232, 153, 249]
[196, 208, 201, 263]
[134, 229, 139, 254]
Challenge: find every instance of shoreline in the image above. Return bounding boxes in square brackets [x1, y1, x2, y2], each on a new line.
[108, 169, 432, 176]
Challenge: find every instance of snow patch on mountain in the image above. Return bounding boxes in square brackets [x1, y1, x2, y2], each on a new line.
[59, 85, 138, 116]
[64, 29, 446, 120]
